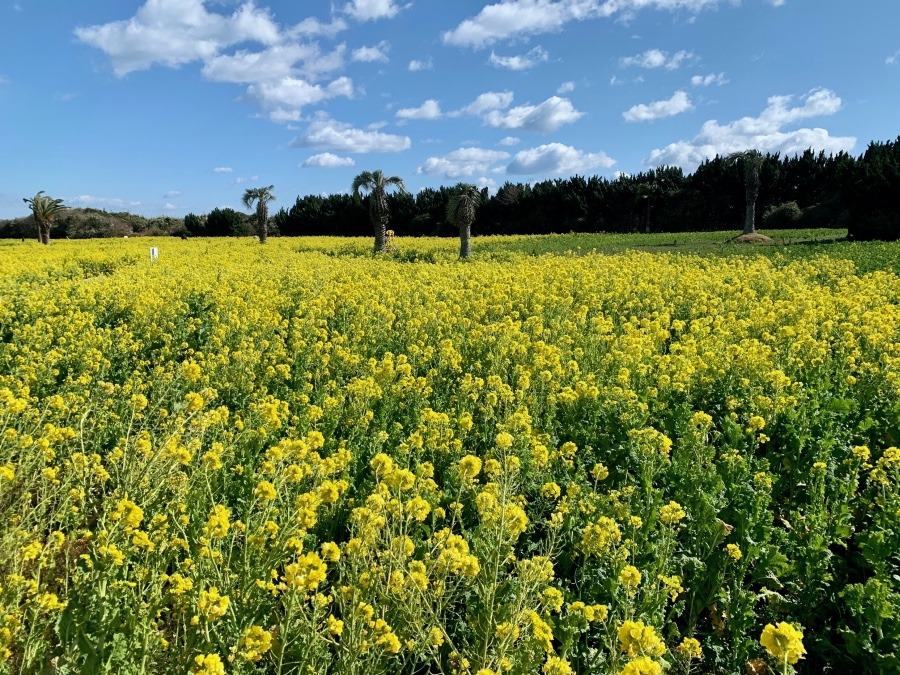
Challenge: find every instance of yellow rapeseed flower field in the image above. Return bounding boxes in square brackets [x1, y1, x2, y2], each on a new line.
[1, 236, 899, 674]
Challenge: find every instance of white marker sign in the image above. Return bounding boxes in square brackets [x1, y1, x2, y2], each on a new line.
[150, 247, 159, 261]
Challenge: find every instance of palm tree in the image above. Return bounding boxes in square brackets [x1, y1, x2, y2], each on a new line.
[352, 170, 407, 253]
[242, 186, 275, 243]
[446, 183, 481, 259]
[726, 150, 765, 234]
[23, 191, 67, 245]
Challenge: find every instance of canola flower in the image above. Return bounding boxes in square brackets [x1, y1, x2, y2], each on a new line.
[760, 622, 806, 666]
[0, 237, 898, 673]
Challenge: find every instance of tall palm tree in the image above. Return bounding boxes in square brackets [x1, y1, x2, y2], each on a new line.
[23, 191, 67, 245]
[726, 150, 765, 234]
[351, 170, 407, 253]
[446, 183, 481, 259]
[242, 186, 275, 243]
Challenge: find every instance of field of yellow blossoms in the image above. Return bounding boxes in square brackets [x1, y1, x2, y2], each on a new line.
[1, 235, 899, 674]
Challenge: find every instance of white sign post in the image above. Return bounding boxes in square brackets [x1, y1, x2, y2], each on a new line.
[150, 247, 159, 261]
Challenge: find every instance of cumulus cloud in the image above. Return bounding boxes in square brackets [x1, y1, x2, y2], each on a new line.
[620, 49, 695, 70]
[623, 90, 693, 122]
[201, 43, 321, 83]
[488, 45, 549, 70]
[289, 17, 348, 39]
[408, 58, 433, 71]
[343, 0, 409, 21]
[557, 81, 575, 93]
[646, 88, 855, 170]
[396, 99, 443, 120]
[352, 41, 389, 62]
[691, 72, 728, 86]
[74, 0, 281, 76]
[484, 96, 584, 133]
[417, 147, 510, 178]
[506, 142, 615, 174]
[459, 90, 515, 116]
[499, 136, 521, 146]
[164, 190, 182, 198]
[246, 76, 353, 121]
[76, 2, 359, 125]
[887, 49, 900, 65]
[302, 152, 355, 168]
[213, 167, 233, 173]
[291, 114, 411, 153]
[477, 176, 498, 191]
[443, 0, 721, 48]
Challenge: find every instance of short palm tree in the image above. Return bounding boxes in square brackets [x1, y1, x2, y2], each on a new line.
[352, 170, 407, 253]
[23, 191, 67, 245]
[726, 150, 765, 234]
[242, 186, 276, 243]
[447, 183, 481, 259]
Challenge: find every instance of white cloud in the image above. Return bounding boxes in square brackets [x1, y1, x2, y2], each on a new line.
[164, 190, 182, 198]
[302, 152, 356, 168]
[291, 114, 411, 153]
[164, 202, 177, 210]
[623, 90, 693, 122]
[499, 136, 521, 146]
[887, 49, 900, 65]
[71, 195, 141, 208]
[75, 0, 281, 76]
[201, 43, 321, 83]
[620, 49, 695, 70]
[443, 0, 720, 48]
[477, 176, 498, 191]
[396, 99, 443, 120]
[408, 57, 433, 71]
[488, 45, 549, 70]
[417, 147, 510, 178]
[484, 96, 584, 132]
[246, 76, 353, 120]
[213, 167, 233, 174]
[767, 0, 786, 5]
[506, 142, 615, 174]
[289, 17, 348, 39]
[557, 81, 575, 93]
[343, 0, 409, 21]
[459, 90, 515, 116]
[352, 41, 389, 62]
[691, 72, 728, 86]
[646, 88, 855, 170]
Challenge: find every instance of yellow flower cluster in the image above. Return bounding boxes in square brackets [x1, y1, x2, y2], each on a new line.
[0, 237, 897, 672]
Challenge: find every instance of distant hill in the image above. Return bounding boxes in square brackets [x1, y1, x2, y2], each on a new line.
[0, 208, 187, 240]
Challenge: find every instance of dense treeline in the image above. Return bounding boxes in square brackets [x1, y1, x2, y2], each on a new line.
[3, 138, 898, 241]
[0, 208, 188, 240]
[267, 139, 898, 241]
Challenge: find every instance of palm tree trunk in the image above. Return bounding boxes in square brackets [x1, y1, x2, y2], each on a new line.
[744, 181, 760, 234]
[38, 220, 50, 245]
[257, 204, 268, 243]
[371, 196, 388, 253]
[744, 198, 757, 234]
[459, 222, 471, 259]
[743, 160, 761, 234]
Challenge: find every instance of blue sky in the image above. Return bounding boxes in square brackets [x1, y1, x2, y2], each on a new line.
[1, 0, 898, 219]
